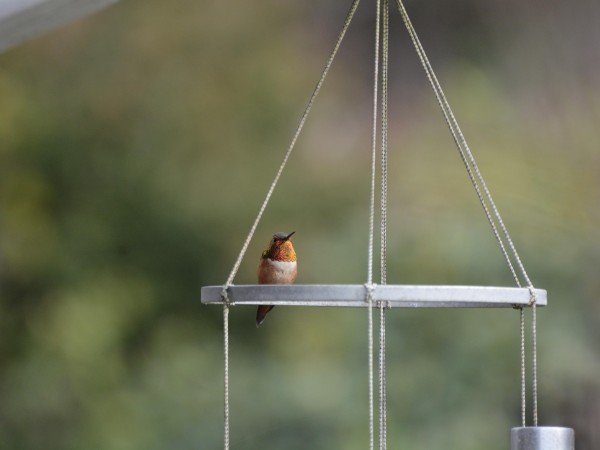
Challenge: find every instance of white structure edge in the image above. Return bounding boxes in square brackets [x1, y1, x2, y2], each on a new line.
[0, 0, 119, 53]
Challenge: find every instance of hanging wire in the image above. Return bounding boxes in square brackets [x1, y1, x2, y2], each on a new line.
[530, 291, 538, 426]
[392, 0, 524, 288]
[522, 290, 539, 427]
[379, 302, 388, 450]
[532, 303, 538, 426]
[366, 284, 376, 450]
[223, 304, 230, 450]
[221, 0, 362, 292]
[380, 0, 389, 287]
[520, 307, 526, 427]
[368, 0, 381, 290]
[218, 2, 362, 448]
[366, 0, 382, 445]
[392, 0, 540, 427]
[379, 1, 390, 448]
[366, 1, 391, 448]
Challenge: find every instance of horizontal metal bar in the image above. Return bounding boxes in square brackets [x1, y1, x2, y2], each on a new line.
[201, 284, 547, 308]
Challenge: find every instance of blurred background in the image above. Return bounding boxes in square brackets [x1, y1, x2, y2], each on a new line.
[1, 0, 599, 449]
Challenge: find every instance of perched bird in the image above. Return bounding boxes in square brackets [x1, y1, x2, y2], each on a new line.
[256, 231, 297, 327]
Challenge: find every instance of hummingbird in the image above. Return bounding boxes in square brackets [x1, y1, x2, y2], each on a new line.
[256, 231, 297, 327]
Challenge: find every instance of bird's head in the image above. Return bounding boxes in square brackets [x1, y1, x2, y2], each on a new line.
[263, 231, 296, 262]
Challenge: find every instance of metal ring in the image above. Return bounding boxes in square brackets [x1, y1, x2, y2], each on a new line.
[201, 284, 547, 308]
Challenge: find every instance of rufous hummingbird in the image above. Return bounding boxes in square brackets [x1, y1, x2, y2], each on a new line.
[256, 231, 297, 327]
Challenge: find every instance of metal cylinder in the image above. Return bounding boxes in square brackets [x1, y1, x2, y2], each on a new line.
[511, 427, 574, 450]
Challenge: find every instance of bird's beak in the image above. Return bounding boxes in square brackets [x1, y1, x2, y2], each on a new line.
[285, 231, 296, 240]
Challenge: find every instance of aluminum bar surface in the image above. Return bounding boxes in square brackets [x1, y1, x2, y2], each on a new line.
[201, 284, 547, 308]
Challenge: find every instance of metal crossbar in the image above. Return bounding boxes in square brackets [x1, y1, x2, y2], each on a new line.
[203, 285, 547, 308]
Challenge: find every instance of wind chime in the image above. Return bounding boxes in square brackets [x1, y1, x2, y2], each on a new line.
[201, 0, 575, 449]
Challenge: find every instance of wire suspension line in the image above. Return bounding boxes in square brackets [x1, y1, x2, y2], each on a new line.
[219, 1, 362, 448]
[366, 284, 376, 450]
[216, 2, 542, 449]
[520, 307, 526, 427]
[367, 0, 391, 448]
[380, 0, 389, 288]
[532, 300, 538, 426]
[379, 1, 390, 449]
[392, 0, 539, 427]
[223, 304, 230, 450]
[221, 0, 362, 294]
[366, 0, 382, 445]
[379, 302, 388, 450]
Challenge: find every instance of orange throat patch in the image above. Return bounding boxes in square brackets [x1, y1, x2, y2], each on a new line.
[266, 241, 296, 262]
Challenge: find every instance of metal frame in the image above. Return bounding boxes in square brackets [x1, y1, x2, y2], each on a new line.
[201, 284, 546, 308]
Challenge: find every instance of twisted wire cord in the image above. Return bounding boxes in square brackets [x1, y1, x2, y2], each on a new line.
[221, 0, 362, 292]
[520, 307, 526, 427]
[380, 0, 389, 287]
[366, 0, 382, 446]
[393, 0, 523, 288]
[532, 300, 538, 426]
[366, 284, 376, 450]
[219, 2, 362, 448]
[223, 305, 230, 450]
[368, 0, 382, 289]
[393, 0, 541, 426]
[379, 2, 389, 448]
[379, 303, 388, 450]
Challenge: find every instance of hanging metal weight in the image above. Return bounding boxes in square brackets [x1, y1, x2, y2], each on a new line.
[511, 427, 574, 450]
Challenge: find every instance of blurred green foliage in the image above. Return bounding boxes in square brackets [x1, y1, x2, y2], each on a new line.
[1, 0, 599, 449]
